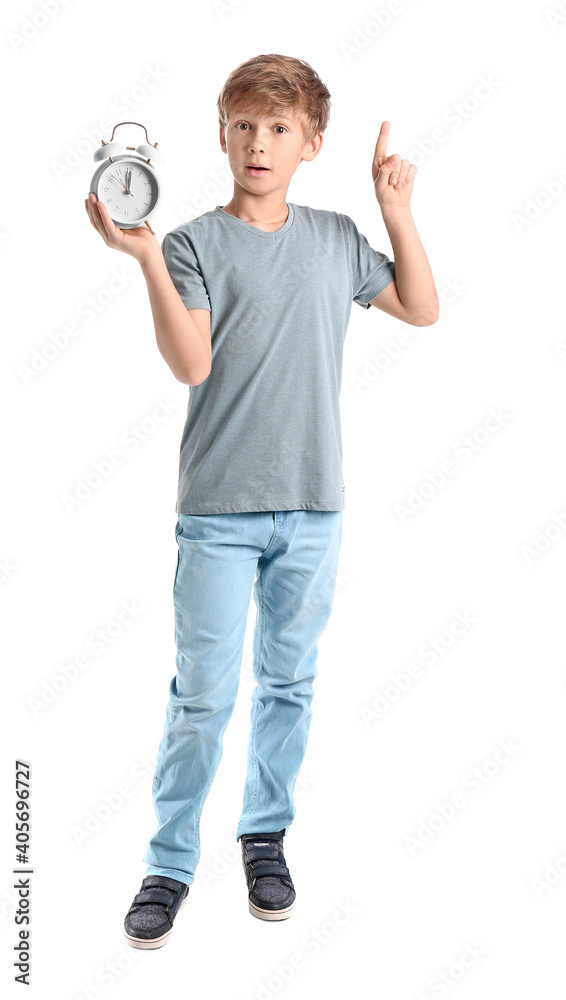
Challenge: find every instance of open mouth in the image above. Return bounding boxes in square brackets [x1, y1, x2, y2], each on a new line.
[246, 165, 269, 176]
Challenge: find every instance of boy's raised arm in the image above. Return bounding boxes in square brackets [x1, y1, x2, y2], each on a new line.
[370, 121, 439, 326]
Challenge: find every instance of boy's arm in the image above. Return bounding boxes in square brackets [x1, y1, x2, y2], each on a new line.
[140, 250, 211, 385]
[369, 121, 439, 326]
[369, 206, 438, 326]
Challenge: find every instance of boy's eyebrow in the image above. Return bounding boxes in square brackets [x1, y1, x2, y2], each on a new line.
[231, 113, 296, 122]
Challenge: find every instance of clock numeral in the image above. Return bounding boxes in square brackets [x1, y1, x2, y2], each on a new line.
[124, 211, 129, 217]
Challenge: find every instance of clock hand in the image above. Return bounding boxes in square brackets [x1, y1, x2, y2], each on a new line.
[109, 172, 127, 190]
[109, 172, 134, 197]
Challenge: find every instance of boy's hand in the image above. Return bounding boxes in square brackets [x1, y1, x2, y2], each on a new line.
[372, 121, 417, 210]
[84, 192, 161, 264]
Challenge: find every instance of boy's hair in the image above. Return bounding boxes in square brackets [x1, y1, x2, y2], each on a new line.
[217, 53, 331, 146]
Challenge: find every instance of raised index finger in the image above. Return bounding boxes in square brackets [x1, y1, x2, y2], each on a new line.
[374, 120, 390, 166]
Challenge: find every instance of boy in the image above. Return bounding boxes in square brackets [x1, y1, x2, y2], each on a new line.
[85, 53, 438, 949]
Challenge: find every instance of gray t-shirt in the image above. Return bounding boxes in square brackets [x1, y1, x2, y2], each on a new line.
[161, 202, 395, 514]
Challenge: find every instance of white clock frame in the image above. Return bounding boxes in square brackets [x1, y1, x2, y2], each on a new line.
[90, 121, 165, 231]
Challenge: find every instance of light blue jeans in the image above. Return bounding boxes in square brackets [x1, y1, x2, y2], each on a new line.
[142, 509, 342, 884]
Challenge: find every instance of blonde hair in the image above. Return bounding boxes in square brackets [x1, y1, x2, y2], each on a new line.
[217, 53, 331, 145]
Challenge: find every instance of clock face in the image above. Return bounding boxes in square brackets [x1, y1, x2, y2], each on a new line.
[98, 159, 158, 224]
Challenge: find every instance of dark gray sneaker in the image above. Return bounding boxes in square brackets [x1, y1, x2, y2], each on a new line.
[240, 830, 296, 920]
[123, 875, 190, 949]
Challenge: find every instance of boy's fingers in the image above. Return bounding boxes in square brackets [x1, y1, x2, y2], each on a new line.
[85, 197, 109, 241]
[96, 199, 114, 237]
[93, 199, 105, 228]
[92, 202, 108, 237]
[85, 197, 97, 224]
[85, 199, 98, 230]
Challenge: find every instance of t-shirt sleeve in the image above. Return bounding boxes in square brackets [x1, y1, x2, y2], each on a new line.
[343, 214, 396, 310]
[161, 230, 211, 311]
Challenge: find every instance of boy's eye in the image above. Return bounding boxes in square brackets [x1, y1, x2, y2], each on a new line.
[235, 123, 287, 133]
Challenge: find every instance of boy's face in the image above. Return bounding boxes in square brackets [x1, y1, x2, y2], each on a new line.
[220, 106, 322, 197]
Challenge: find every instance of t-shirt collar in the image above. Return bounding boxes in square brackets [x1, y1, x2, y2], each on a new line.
[214, 203, 295, 241]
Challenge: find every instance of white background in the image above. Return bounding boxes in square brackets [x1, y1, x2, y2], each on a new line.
[2, 0, 566, 997]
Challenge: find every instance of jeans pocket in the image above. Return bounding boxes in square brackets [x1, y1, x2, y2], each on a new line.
[175, 513, 226, 542]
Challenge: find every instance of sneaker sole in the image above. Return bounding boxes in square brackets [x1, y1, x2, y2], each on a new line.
[248, 896, 296, 920]
[123, 892, 189, 949]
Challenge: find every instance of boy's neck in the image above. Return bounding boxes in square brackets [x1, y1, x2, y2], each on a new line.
[221, 188, 290, 232]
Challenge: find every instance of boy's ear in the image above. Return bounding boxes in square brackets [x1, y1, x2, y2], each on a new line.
[301, 132, 324, 163]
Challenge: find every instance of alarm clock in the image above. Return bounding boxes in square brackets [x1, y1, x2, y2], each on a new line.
[90, 121, 165, 231]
